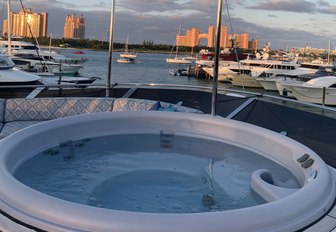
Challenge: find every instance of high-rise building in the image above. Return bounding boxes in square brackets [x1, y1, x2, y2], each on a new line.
[3, 8, 48, 38]
[63, 14, 85, 39]
[176, 25, 258, 50]
[249, 38, 259, 51]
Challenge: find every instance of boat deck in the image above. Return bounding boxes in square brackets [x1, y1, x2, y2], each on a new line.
[0, 83, 336, 231]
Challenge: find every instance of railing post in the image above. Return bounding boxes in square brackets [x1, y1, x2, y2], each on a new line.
[106, 0, 116, 97]
[211, 0, 223, 116]
[322, 87, 326, 105]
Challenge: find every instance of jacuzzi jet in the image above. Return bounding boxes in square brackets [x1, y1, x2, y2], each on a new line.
[59, 140, 75, 161]
[160, 130, 174, 149]
[201, 193, 215, 209]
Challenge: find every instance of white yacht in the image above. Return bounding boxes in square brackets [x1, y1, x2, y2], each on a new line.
[0, 38, 87, 75]
[257, 63, 334, 91]
[275, 65, 336, 97]
[229, 56, 300, 88]
[0, 54, 41, 84]
[11, 53, 83, 76]
[279, 76, 336, 105]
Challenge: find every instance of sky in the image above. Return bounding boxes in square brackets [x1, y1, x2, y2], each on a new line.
[5, 0, 336, 50]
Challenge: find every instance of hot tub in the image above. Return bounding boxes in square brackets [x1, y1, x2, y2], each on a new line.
[0, 111, 334, 232]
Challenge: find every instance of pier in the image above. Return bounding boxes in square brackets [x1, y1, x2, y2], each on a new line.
[184, 64, 212, 79]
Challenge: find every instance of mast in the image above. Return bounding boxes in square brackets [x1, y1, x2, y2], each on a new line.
[328, 40, 331, 65]
[176, 25, 181, 58]
[125, 34, 129, 54]
[7, 0, 11, 55]
[211, 0, 223, 115]
[106, 0, 116, 97]
[49, 33, 52, 52]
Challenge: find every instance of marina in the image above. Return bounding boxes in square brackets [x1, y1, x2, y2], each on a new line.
[0, 0, 336, 231]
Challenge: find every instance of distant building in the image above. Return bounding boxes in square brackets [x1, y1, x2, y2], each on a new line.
[176, 25, 258, 50]
[3, 8, 48, 38]
[249, 38, 259, 51]
[63, 14, 85, 39]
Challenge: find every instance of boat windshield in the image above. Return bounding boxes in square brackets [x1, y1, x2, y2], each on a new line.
[0, 56, 15, 70]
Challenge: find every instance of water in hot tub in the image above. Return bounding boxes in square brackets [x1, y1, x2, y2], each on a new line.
[14, 134, 300, 213]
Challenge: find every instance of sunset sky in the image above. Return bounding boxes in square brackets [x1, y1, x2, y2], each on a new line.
[7, 0, 336, 50]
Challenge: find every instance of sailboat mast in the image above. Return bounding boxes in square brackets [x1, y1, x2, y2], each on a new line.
[49, 33, 52, 52]
[211, 0, 223, 116]
[125, 34, 129, 53]
[7, 0, 11, 55]
[176, 25, 181, 57]
[328, 40, 331, 64]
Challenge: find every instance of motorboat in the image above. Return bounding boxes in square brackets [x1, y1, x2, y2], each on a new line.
[275, 65, 336, 97]
[0, 54, 41, 84]
[0, 37, 87, 76]
[0, 38, 88, 65]
[169, 68, 189, 76]
[228, 57, 300, 88]
[279, 76, 336, 105]
[257, 63, 335, 91]
[221, 43, 299, 88]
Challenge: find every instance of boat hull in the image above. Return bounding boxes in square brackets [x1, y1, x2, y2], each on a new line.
[231, 74, 263, 88]
[257, 78, 278, 91]
[283, 85, 336, 105]
[166, 58, 191, 64]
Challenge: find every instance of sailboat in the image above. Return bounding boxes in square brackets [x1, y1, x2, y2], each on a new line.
[117, 35, 136, 63]
[166, 25, 192, 64]
[119, 35, 137, 59]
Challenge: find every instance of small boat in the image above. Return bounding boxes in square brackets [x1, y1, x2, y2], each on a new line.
[169, 68, 189, 76]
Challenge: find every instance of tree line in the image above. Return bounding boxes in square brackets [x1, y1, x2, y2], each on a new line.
[22, 37, 214, 54]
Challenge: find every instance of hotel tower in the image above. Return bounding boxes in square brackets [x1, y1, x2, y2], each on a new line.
[63, 14, 85, 39]
[3, 8, 48, 38]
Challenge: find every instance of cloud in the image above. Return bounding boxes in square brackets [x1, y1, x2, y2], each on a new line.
[247, 0, 336, 14]
[248, 0, 317, 13]
[6, 0, 334, 49]
[317, 0, 330, 7]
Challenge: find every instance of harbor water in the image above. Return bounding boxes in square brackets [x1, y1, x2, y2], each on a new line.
[60, 48, 234, 89]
